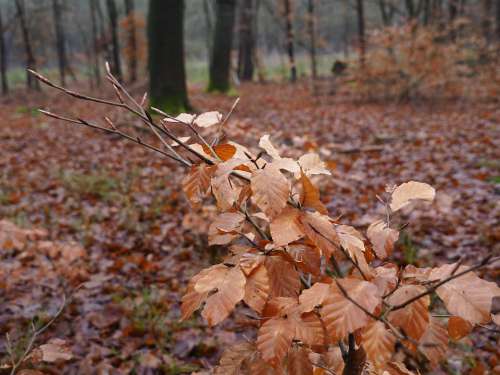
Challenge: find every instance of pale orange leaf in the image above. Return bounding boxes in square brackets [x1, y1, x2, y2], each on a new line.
[389, 181, 435, 212]
[270, 207, 304, 247]
[367, 220, 399, 259]
[361, 321, 396, 365]
[251, 166, 290, 220]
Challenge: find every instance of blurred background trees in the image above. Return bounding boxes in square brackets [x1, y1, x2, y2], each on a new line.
[0, 0, 498, 108]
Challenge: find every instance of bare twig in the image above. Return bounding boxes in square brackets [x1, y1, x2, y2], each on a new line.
[387, 255, 498, 312]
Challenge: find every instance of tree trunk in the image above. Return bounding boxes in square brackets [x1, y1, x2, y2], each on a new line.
[106, 0, 122, 81]
[52, 0, 67, 86]
[482, 0, 493, 41]
[449, 0, 458, 22]
[356, 0, 365, 68]
[124, 0, 137, 83]
[203, 0, 213, 57]
[237, 0, 255, 81]
[15, 0, 39, 90]
[208, 0, 237, 92]
[307, 0, 317, 79]
[378, 0, 390, 26]
[343, 0, 350, 58]
[0, 7, 8, 95]
[423, 0, 431, 24]
[148, 0, 189, 112]
[283, 0, 297, 82]
[405, 0, 416, 18]
[496, 0, 500, 40]
[90, 0, 101, 86]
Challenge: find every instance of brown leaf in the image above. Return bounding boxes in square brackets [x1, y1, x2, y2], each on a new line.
[198, 265, 247, 326]
[181, 266, 222, 320]
[211, 174, 238, 211]
[182, 164, 214, 206]
[299, 282, 331, 312]
[35, 338, 73, 363]
[208, 212, 246, 246]
[270, 207, 304, 247]
[320, 278, 380, 341]
[299, 211, 340, 259]
[372, 263, 399, 296]
[389, 181, 435, 212]
[251, 166, 290, 220]
[387, 285, 430, 341]
[265, 255, 301, 298]
[361, 321, 396, 365]
[420, 317, 448, 367]
[287, 346, 313, 375]
[300, 173, 328, 214]
[367, 220, 399, 259]
[430, 263, 500, 324]
[244, 264, 270, 314]
[447, 316, 473, 340]
[213, 144, 237, 161]
[194, 111, 222, 127]
[384, 361, 417, 375]
[215, 342, 256, 374]
[287, 244, 321, 276]
[257, 317, 294, 367]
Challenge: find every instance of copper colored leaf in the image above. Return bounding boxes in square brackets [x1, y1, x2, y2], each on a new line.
[321, 347, 345, 374]
[372, 263, 399, 296]
[244, 264, 270, 313]
[320, 278, 380, 341]
[387, 285, 430, 341]
[211, 174, 238, 211]
[215, 342, 256, 374]
[208, 212, 245, 246]
[384, 362, 417, 375]
[389, 181, 435, 212]
[257, 317, 294, 366]
[299, 211, 340, 259]
[299, 282, 331, 312]
[287, 244, 321, 276]
[292, 310, 325, 347]
[194, 111, 222, 127]
[420, 317, 448, 366]
[194, 265, 246, 326]
[300, 173, 328, 215]
[181, 266, 217, 320]
[182, 164, 214, 206]
[429, 263, 500, 324]
[448, 316, 473, 340]
[361, 321, 396, 365]
[35, 338, 73, 363]
[367, 220, 399, 259]
[270, 207, 304, 247]
[265, 255, 301, 298]
[287, 346, 313, 375]
[251, 166, 290, 220]
[213, 143, 237, 161]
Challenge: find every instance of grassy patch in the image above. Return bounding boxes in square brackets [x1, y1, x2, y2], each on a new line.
[60, 171, 120, 201]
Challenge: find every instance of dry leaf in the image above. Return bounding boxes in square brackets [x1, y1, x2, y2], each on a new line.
[35, 338, 73, 363]
[244, 264, 270, 313]
[270, 207, 304, 247]
[387, 285, 430, 341]
[265, 255, 301, 298]
[430, 263, 500, 324]
[300, 173, 328, 214]
[182, 164, 214, 206]
[420, 317, 448, 366]
[287, 346, 313, 375]
[251, 166, 290, 220]
[448, 316, 473, 340]
[215, 342, 256, 374]
[367, 220, 399, 259]
[299, 211, 340, 258]
[361, 321, 396, 365]
[389, 181, 435, 212]
[320, 278, 380, 341]
[298, 153, 331, 177]
[257, 317, 294, 366]
[194, 111, 222, 127]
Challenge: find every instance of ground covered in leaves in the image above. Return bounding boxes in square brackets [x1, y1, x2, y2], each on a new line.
[0, 82, 499, 374]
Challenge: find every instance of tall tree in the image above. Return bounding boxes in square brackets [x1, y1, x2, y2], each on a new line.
[14, 0, 39, 90]
[148, 0, 189, 112]
[405, 0, 416, 18]
[106, 0, 122, 81]
[0, 7, 8, 95]
[124, 0, 137, 83]
[307, 0, 317, 79]
[52, 0, 67, 86]
[482, 0, 493, 41]
[237, 0, 256, 81]
[497, 0, 500, 39]
[208, 0, 237, 92]
[283, 0, 296, 82]
[90, 0, 101, 86]
[203, 0, 213, 56]
[356, 0, 366, 68]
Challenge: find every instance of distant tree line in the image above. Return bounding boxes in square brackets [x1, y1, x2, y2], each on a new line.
[0, 0, 499, 111]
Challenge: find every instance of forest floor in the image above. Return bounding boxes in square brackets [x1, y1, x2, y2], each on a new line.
[0, 81, 499, 374]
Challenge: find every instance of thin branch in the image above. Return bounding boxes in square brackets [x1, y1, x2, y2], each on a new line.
[387, 255, 498, 312]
